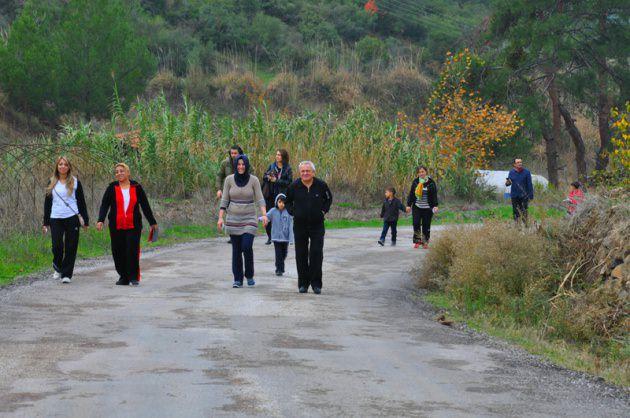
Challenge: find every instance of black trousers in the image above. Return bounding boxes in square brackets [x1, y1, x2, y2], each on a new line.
[273, 241, 289, 272]
[379, 220, 398, 242]
[50, 216, 80, 278]
[230, 233, 255, 283]
[412, 206, 433, 243]
[294, 221, 325, 290]
[110, 228, 142, 283]
[511, 197, 529, 224]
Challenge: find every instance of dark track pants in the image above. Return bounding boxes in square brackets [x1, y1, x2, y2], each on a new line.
[412, 206, 433, 244]
[293, 222, 325, 290]
[110, 228, 142, 283]
[511, 197, 529, 225]
[50, 216, 80, 279]
[230, 233, 255, 284]
[379, 221, 398, 242]
[274, 241, 288, 272]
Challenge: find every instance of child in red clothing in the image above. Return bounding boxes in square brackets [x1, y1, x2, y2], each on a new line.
[566, 181, 584, 215]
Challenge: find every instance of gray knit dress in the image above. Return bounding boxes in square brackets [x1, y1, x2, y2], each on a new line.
[220, 174, 265, 236]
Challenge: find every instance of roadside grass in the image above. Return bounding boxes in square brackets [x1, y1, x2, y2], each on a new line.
[0, 225, 217, 286]
[0, 204, 563, 285]
[325, 204, 564, 229]
[424, 292, 630, 387]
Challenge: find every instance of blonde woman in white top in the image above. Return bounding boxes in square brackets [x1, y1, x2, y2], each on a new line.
[43, 157, 89, 283]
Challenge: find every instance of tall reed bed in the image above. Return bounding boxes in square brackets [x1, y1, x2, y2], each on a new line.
[0, 95, 429, 236]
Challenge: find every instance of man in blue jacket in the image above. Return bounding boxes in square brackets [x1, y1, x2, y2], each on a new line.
[505, 158, 534, 225]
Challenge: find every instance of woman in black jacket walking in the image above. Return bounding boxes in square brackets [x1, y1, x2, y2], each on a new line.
[42, 156, 90, 284]
[262, 149, 293, 244]
[96, 163, 157, 286]
[406, 166, 438, 249]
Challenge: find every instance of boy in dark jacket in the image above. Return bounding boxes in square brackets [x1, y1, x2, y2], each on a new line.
[378, 187, 405, 246]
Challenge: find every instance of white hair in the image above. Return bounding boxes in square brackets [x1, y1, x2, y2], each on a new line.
[299, 160, 316, 171]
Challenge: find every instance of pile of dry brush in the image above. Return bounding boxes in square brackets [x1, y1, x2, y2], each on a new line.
[418, 190, 629, 347]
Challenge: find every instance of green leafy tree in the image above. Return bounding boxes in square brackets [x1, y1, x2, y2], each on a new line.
[0, 0, 155, 120]
[489, 0, 629, 183]
[0, 2, 62, 119]
[57, 0, 156, 118]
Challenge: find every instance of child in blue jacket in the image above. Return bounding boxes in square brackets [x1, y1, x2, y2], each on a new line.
[266, 193, 293, 276]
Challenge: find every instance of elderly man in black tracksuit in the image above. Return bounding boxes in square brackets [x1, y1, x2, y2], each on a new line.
[285, 161, 332, 294]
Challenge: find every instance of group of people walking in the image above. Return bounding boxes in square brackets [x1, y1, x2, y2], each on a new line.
[44, 150, 549, 294]
[215, 146, 332, 293]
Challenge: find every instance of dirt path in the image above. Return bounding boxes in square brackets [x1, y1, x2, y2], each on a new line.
[0, 227, 628, 417]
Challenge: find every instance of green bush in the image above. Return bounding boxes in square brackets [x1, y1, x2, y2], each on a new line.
[356, 35, 388, 64]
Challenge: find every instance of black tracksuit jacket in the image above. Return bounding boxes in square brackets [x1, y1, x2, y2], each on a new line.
[97, 180, 157, 231]
[285, 178, 333, 225]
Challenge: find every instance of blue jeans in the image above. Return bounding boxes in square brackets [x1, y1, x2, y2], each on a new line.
[230, 233, 255, 283]
[379, 221, 398, 242]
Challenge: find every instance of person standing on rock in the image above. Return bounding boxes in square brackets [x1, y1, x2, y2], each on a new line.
[505, 158, 533, 225]
[285, 161, 332, 294]
[262, 149, 293, 245]
[217, 154, 268, 288]
[42, 156, 90, 284]
[406, 166, 438, 249]
[96, 163, 157, 286]
[216, 145, 243, 244]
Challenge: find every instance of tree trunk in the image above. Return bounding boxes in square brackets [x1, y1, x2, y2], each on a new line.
[595, 70, 612, 171]
[541, 127, 559, 188]
[545, 73, 561, 187]
[558, 103, 587, 183]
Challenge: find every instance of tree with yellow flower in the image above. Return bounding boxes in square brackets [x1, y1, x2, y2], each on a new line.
[403, 50, 522, 198]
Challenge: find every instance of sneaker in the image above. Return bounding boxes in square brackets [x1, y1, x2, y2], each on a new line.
[53, 271, 61, 280]
[298, 286, 307, 293]
[232, 282, 243, 288]
[377, 240, 384, 246]
[265, 239, 272, 245]
[275, 270, 283, 276]
[227, 238, 232, 244]
[247, 278, 256, 287]
[130, 280, 140, 286]
[413, 243, 421, 249]
[391, 241, 397, 246]
[116, 279, 129, 286]
[61, 277, 71, 284]
[312, 287, 321, 295]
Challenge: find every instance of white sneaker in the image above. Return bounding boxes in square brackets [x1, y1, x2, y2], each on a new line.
[53, 271, 61, 280]
[61, 277, 71, 284]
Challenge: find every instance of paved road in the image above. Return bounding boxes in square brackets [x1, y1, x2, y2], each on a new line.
[1, 227, 628, 417]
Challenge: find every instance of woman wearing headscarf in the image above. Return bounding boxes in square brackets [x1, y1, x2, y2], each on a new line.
[42, 156, 90, 284]
[406, 166, 438, 249]
[217, 155, 268, 288]
[262, 149, 293, 244]
[96, 163, 157, 286]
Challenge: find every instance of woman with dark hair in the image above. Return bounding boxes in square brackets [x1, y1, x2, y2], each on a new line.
[96, 163, 157, 286]
[262, 149, 293, 244]
[43, 156, 90, 284]
[406, 166, 439, 249]
[218, 154, 268, 288]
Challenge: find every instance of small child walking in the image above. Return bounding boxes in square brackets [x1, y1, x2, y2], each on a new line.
[378, 187, 405, 246]
[266, 193, 293, 276]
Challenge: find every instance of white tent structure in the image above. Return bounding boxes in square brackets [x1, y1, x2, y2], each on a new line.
[475, 170, 549, 198]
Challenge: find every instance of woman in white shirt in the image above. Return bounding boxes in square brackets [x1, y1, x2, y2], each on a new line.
[43, 157, 90, 283]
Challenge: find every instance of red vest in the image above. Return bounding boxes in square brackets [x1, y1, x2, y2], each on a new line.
[114, 185, 137, 230]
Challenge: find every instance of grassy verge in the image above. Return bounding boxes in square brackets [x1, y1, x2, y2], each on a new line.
[325, 204, 564, 229]
[0, 225, 216, 286]
[0, 204, 563, 286]
[424, 292, 629, 387]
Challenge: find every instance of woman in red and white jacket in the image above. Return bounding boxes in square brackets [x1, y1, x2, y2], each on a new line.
[96, 163, 157, 286]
